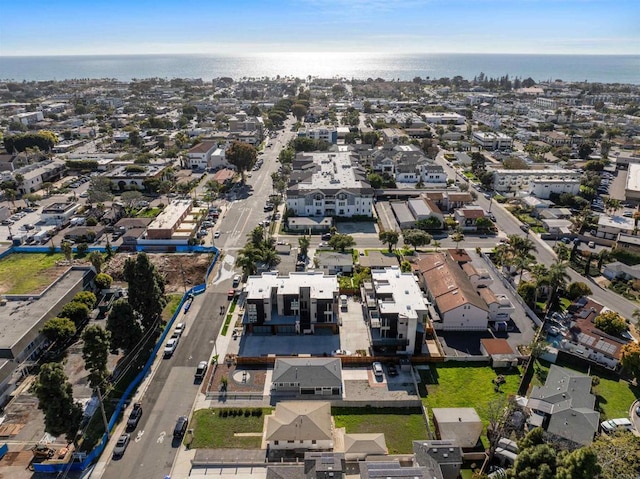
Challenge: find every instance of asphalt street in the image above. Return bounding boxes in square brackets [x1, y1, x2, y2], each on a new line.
[100, 119, 297, 479]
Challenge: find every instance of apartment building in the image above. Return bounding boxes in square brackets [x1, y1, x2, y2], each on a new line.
[472, 131, 513, 150]
[363, 266, 430, 355]
[297, 126, 338, 144]
[244, 271, 340, 335]
[491, 168, 580, 194]
[145, 199, 193, 240]
[286, 152, 374, 218]
[528, 178, 581, 199]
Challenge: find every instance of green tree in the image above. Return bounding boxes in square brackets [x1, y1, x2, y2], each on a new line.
[590, 426, 640, 479]
[106, 300, 142, 354]
[595, 310, 627, 336]
[545, 260, 570, 313]
[76, 242, 89, 257]
[556, 447, 601, 479]
[403, 229, 432, 250]
[95, 272, 113, 290]
[34, 363, 83, 441]
[510, 443, 557, 479]
[88, 251, 104, 274]
[235, 248, 259, 278]
[121, 190, 143, 215]
[328, 233, 356, 253]
[298, 236, 310, 257]
[565, 281, 592, 300]
[367, 173, 384, 189]
[620, 342, 640, 382]
[81, 325, 111, 390]
[61, 240, 73, 262]
[226, 141, 257, 184]
[517, 281, 537, 308]
[291, 103, 308, 121]
[41, 317, 77, 344]
[379, 230, 400, 253]
[123, 253, 166, 330]
[60, 301, 90, 327]
[73, 291, 97, 309]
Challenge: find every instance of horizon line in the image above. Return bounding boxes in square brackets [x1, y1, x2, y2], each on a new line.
[1, 51, 638, 58]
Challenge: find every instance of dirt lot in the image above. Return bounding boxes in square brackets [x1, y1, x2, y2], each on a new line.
[207, 363, 267, 395]
[103, 253, 213, 293]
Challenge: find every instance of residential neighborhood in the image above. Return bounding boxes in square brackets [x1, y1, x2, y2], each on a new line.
[0, 73, 639, 479]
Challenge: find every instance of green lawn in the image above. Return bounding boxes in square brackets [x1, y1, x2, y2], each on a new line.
[332, 407, 427, 454]
[136, 207, 162, 218]
[190, 408, 271, 449]
[420, 363, 521, 446]
[0, 253, 65, 294]
[531, 359, 639, 421]
[162, 294, 183, 321]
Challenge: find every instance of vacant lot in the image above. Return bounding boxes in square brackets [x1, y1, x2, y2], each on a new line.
[332, 407, 427, 454]
[532, 359, 639, 421]
[104, 252, 213, 293]
[420, 363, 521, 445]
[190, 408, 271, 449]
[0, 253, 66, 295]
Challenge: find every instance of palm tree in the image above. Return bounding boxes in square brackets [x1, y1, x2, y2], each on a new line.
[451, 228, 464, 251]
[514, 255, 533, 284]
[507, 234, 537, 259]
[433, 240, 441, 252]
[259, 248, 281, 270]
[545, 260, 570, 314]
[298, 236, 310, 257]
[553, 242, 571, 262]
[236, 248, 259, 277]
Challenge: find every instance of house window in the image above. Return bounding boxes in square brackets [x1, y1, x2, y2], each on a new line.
[288, 440, 294, 443]
[274, 440, 279, 445]
[312, 440, 316, 444]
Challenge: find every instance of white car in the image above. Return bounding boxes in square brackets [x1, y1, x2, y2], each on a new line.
[174, 323, 185, 337]
[163, 338, 179, 357]
[214, 232, 220, 238]
[372, 362, 383, 377]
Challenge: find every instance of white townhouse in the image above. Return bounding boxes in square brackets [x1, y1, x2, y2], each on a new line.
[286, 152, 374, 218]
[491, 168, 580, 195]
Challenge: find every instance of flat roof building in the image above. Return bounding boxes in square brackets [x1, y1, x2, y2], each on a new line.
[0, 267, 95, 363]
[146, 199, 193, 240]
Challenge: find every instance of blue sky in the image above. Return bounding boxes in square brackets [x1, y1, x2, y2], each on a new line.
[1, 0, 638, 56]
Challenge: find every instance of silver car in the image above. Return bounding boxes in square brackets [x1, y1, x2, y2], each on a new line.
[113, 433, 130, 457]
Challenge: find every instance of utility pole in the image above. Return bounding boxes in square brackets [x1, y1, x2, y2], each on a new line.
[95, 386, 110, 439]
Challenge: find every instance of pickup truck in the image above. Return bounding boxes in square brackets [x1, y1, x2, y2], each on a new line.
[127, 403, 143, 430]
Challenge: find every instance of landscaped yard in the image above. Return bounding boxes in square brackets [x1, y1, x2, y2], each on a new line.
[190, 407, 272, 449]
[332, 407, 427, 454]
[531, 359, 639, 421]
[420, 363, 521, 446]
[0, 252, 66, 295]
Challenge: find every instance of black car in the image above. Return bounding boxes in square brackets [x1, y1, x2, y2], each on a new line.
[127, 403, 143, 430]
[174, 416, 188, 438]
[387, 364, 399, 376]
[321, 233, 332, 241]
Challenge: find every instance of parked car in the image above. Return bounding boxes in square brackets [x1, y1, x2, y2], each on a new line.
[331, 349, 352, 356]
[113, 433, 130, 457]
[588, 241, 595, 248]
[228, 289, 236, 300]
[173, 416, 188, 438]
[163, 338, 179, 357]
[387, 364, 399, 376]
[520, 224, 530, 233]
[194, 361, 208, 380]
[372, 362, 383, 377]
[174, 323, 185, 337]
[127, 403, 143, 430]
[214, 231, 220, 238]
[321, 233, 332, 240]
[232, 275, 241, 287]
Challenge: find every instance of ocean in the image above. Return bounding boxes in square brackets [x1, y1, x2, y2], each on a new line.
[0, 52, 638, 84]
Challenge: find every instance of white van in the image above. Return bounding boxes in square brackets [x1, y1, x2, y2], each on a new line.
[600, 418, 633, 433]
